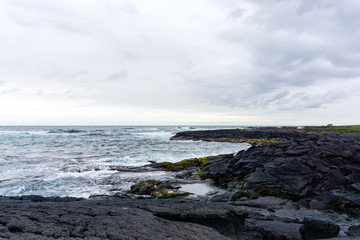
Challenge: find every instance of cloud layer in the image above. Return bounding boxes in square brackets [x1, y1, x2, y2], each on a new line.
[0, 0, 359, 125]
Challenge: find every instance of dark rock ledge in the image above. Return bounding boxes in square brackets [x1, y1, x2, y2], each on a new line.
[1, 195, 350, 240]
[169, 127, 360, 217]
[1, 127, 360, 239]
[0, 196, 247, 240]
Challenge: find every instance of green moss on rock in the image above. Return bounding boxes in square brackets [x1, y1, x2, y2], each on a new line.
[152, 189, 191, 199]
[152, 157, 207, 171]
[195, 137, 280, 145]
[129, 179, 191, 199]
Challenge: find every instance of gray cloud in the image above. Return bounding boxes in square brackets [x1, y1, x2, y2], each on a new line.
[274, 90, 350, 111]
[39, 68, 88, 81]
[0, 0, 359, 125]
[227, 8, 246, 21]
[119, 50, 139, 60]
[106, 71, 128, 81]
[185, 0, 360, 112]
[4, 0, 85, 33]
[120, 3, 138, 15]
[2, 88, 20, 94]
[47, 19, 90, 35]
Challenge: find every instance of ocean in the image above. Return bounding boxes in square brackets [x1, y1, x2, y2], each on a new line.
[0, 126, 249, 198]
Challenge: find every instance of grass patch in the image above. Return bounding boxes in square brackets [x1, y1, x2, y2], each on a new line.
[305, 125, 360, 133]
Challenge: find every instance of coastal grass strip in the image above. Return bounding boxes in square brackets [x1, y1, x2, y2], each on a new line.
[305, 125, 360, 133]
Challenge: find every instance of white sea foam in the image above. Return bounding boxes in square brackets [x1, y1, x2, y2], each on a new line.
[180, 183, 217, 196]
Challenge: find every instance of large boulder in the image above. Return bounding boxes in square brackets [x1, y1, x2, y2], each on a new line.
[299, 218, 340, 240]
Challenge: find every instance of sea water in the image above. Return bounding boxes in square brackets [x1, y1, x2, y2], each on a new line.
[0, 126, 249, 198]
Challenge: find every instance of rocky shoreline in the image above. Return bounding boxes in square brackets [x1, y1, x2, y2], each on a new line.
[171, 128, 360, 215]
[1, 127, 360, 239]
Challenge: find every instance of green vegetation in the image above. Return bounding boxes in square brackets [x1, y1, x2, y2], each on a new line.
[305, 125, 360, 133]
[129, 180, 174, 195]
[152, 189, 191, 199]
[129, 180, 191, 199]
[197, 168, 203, 177]
[223, 138, 280, 144]
[249, 138, 280, 144]
[157, 157, 207, 168]
[197, 157, 207, 165]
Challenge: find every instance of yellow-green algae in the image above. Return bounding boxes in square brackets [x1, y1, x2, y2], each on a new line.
[201, 137, 279, 145]
[129, 180, 191, 199]
[157, 157, 207, 168]
[249, 139, 280, 143]
[152, 189, 191, 199]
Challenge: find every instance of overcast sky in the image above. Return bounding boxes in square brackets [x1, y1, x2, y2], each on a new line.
[0, 0, 359, 125]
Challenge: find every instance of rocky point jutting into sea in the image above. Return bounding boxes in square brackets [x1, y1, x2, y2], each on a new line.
[1, 127, 360, 239]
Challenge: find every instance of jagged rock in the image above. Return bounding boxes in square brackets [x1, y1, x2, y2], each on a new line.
[174, 129, 360, 215]
[246, 219, 302, 240]
[309, 199, 327, 210]
[208, 190, 233, 202]
[230, 190, 249, 201]
[347, 225, 360, 236]
[141, 199, 248, 239]
[236, 196, 296, 212]
[299, 218, 340, 240]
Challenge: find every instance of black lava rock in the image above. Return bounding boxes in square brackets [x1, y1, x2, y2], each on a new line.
[347, 225, 360, 236]
[299, 218, 340, 240]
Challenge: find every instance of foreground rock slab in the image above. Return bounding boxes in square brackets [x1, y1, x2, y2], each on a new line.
[0, 196, 248, 240]
[1, 196, 353, 240]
